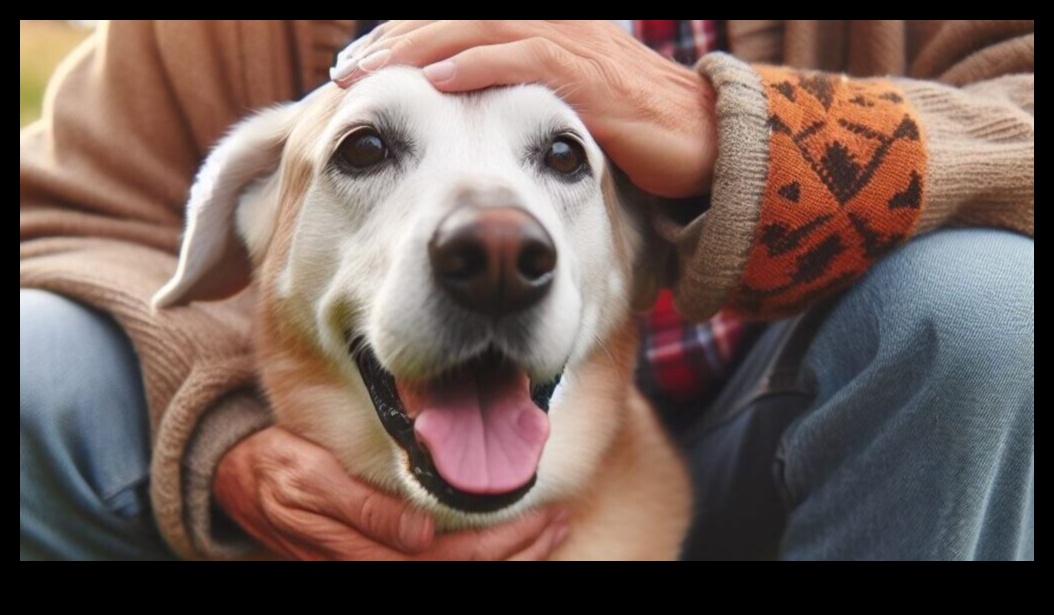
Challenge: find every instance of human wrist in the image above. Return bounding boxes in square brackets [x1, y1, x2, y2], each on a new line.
[182, 390, 273, 559]
[669, 64, 717, 198]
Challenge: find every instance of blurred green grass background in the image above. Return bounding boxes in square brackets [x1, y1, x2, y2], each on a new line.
[20, 20, 92, 128]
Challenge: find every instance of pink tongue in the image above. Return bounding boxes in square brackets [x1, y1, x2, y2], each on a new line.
[397, 364, 550, 495]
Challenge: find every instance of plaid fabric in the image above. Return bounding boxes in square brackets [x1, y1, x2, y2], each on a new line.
[633, 19, 723, 65]
[638, 290, 764, 405]
[351, 21, 758, 405]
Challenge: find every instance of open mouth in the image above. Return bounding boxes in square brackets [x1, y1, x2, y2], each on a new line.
[353, 340, 561, 513]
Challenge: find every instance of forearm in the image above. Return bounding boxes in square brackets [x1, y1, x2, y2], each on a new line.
[659, 46, 1033, 322]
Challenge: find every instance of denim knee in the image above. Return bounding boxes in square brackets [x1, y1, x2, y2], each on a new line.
[804, 229, 1033, 396]
[20, 289, 151, 509]
[780, 229, 1033, 560]
[874, 229, 1034, 389]
[20, 290, 171, 560]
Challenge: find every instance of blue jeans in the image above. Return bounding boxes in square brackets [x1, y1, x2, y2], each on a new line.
[20, 229, 1033, 560]
[19, 290, 176, 560]
[676, 229, 1034, 560]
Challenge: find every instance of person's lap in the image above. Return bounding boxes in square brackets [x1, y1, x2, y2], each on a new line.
[677, 228, 1034, 560]
[20, 289, 176, 560]
[19, 228, 1034, 560]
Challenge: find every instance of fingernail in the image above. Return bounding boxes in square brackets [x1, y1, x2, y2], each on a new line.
[330, 61, 357, 84]
[338, 25, 386, 62]
[338, 40, 367, 63]
[423, 60, 456, 84]
[398, 508, 432, 552]
[358, 48, 392, 73]
[366, 22, 388, 42]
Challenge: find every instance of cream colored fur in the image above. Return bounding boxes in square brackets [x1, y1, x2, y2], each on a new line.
[157, 68, 691, 560]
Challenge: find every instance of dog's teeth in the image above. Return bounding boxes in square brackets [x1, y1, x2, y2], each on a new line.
[550, 378, 566, 408]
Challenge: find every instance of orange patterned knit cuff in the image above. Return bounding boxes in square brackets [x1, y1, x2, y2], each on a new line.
[668, 54, 1035, 322]
[729, 65, 927, 317]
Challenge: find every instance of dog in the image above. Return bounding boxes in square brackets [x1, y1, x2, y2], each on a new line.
[154, 67, 691, 560]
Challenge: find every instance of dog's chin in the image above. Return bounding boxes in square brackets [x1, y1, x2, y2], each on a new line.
[351, 339, 561, 515]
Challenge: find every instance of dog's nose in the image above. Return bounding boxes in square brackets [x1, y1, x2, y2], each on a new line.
[429, 206, 556, 317]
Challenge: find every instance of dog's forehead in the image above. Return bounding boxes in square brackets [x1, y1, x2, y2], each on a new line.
[325, 67, 590, 147]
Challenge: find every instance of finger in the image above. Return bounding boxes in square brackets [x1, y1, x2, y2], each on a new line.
[268, 443, 436, 554]
[273, 513, 410, 561]
[380, 21, 613, 66]
[332, 20, 437, 85]
[332, 24, 393, 83]
[361, 19, 436, 48]
[263, 528, 328, 561]
[336, 22, 389, 63]
[379, 21, 545, 66]
[508, 522, 571, 562]
[422, 507, 567, 561]
[335, 21, 548, 88]
[259, 494, 408, 561]
[422, 38, 579, 94]
[233, 509, 319, 561]
[308, 480, 435, 554]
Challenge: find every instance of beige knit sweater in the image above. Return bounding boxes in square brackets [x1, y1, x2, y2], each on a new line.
[19, 20, 1034, 559]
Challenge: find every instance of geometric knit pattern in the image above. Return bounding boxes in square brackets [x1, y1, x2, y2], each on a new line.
[731, 66, 927, 317]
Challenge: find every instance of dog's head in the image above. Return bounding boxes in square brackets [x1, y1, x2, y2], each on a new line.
[156, 68, 664, 526]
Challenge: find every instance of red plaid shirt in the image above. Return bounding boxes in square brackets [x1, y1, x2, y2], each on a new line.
[633, 19, 722, 65]
[354, 20, 759, 405]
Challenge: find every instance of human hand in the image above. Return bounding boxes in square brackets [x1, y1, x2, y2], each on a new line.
[214, 426, 569, 560]
[332, 20, 716, 198]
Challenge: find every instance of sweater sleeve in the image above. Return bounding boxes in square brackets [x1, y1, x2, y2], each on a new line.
[655, 22, 1033, 321]
[19, 20, 353, 559]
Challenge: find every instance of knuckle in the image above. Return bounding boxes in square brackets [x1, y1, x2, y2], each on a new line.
[582, 55, 610, 81]
[392, 32, 418, 56]
[356, 491, 386, 532]
[266, 507, 296, 531]
[270, 465, 300, 496]
[528, 38, 571, 73]
[259, 488, 296, 529]
[469, 529, 507, 562]
[469, 544, 493, 562]
[299, 448, 332, 478]
[474, 19, 504, 38]
[527, 37, 556, 58]
[269, 454, 321, 504]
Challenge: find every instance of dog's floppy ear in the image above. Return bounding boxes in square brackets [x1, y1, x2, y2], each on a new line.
[629, 216, 672, 313]
[604, 170, 673, 313]
[153, 105, 294, 309]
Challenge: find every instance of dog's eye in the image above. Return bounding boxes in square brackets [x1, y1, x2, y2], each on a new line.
[544, 136, 587, 176]
[337, 128, 389, 171]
